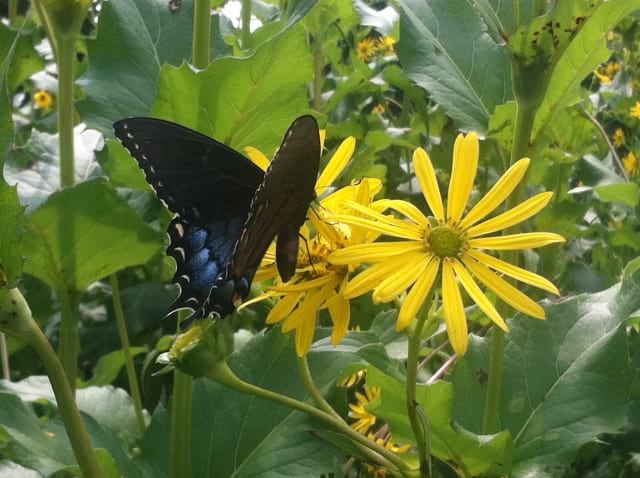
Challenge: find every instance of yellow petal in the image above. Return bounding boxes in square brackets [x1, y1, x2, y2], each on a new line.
[447, 133, 478, 224]
[460, 158, 530, 229]
[238, 290, 278, 311]
[309, 211, 344, 245]
[413, 148, 444, 221]
[373, 255, 430, 303]
[269, 273, 339, 293]
[397, 257, 440, 330]
[467, 192, 554, 237]
[373, 199, 430, 229]
[328, 213, 423, 241]
[329, 241, 425, 264]
[295, 313, 317, 357]
[282, 284, 333, 333]
[243, 146, 270, 171]
[327, 294, 351, 345]
[469, 232, 565, 250]
[321, 178, 382, 212]
[319, 129, 326, 151]
[466, 249, 560, 294]
[451, 259, 508, 331]
[316, 136, 356, 195]
[442, 260, 468, 355]
[463, 257, 545, 319]
[343, 257, 417, 298]
[266, 292, 303, 324]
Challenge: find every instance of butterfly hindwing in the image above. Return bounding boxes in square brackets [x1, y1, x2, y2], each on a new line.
[227, 115, 321, 301]
[113, 118, 264, 324]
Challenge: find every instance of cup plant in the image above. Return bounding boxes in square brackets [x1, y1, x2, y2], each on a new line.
[1, 1, 640, 477]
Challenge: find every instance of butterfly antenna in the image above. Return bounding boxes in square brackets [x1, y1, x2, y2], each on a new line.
[298, 232, 317, 275]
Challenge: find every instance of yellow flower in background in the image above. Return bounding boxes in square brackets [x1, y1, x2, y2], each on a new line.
[330, 133, 565, 355]
[377, 36, 396, 55]
[630, 101, 640, 119]
[357, 37, 377, 61]
[624, 151, 638, 176]
[593, 67, 612, 85]
[606, 62, 620, 77]
[339, 368, 366, 387]
[349, 385, 380, 434]
[243, 136, 384, 356]
[372, 103, 386, 114]
[612, 128, 625, 147]
[33, 90, 53, 109]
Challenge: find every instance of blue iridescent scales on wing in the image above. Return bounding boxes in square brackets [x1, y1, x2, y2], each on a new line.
[113, 116, 320, 329]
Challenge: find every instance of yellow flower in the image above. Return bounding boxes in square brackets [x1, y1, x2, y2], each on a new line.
[349, 386, 380, 434]
[624, 151, 638, 176]
[612, 128, 625, 147]
[367, 433, 411, 454]
[593, 67, 612, 85]
[243, 136, 383, 356]
[33, 90, 53, 109]
[630, 101, 640, 119]
[372, 103, 386, 114]
[357, 38, 377, 61]
[376, 36, 396, 55]
[606, 62, 620, 77]
[329, 133, 565, 355]
[339, 368, 366, 387]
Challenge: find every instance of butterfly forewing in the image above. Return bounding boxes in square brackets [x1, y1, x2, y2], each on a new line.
[113, 118, 264, 325]
[228, 115, 321, 300]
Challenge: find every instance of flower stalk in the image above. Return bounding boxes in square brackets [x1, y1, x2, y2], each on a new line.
[0, 287, 104, 478]
[241, 0, 251, 50]
[297, 354, 342, 420]
[192, 0, 211, 69]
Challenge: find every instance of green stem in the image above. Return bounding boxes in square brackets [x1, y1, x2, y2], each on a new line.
[58, 287, 79, 394]
[191, 0, 211, 69]
[170, 312, 193, 478]
[57, 35, 76, 188]
[482, 100, 537, 435]
[312, 30, 324, 111]
[406, 301, 434, 477]
[8, 0, 18, 26]
[240, 0, 252, 50]
[0, 288, 104, 478]
[0, 333, 9, 380]
[209, 361, 413, 474]
[110, 274, 146, 435]
[32, 1, 59, 58]
[297, 355, 342, 419]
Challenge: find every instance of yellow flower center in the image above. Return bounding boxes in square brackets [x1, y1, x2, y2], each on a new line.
[426, 225, 465, 258]
[298, 235, 348, 277]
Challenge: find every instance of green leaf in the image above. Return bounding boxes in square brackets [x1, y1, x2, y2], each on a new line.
[394, 0, 512, 133]
[138, 328, 358, 477]
[23, 179, 163, 292]
[0, 23, 45, 93]
[79, 348, 147, 387]
[152, 24, 312, 154]
[0, 26, 24, 288]
[366, 368, 513, 476]
[532, 0, 640, 146]
[451, 269, 640, 477]
[77, 0, 197, 135]
[97, 139, 150, 190]
[594, 183, 640, 208]
[472, 0, 539, 37]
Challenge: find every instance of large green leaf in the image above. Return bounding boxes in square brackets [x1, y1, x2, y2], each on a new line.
[22, 179, 163, 292]
[138, 327, 358, 477]
[152, 24, 312, 153]
[0, 23, 45, 93]
[77, 0, 197, 135]
[366, 368, 512, 476]
[394, 0, 512, 133]
[0, 26, 24, 288]
[451, 269, 640, 477]
[532, 0, 640, 147]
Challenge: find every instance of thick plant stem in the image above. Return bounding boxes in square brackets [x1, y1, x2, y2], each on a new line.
[297, 355, 342, 419]
[1, 333, 9, 379]
[482, 101, 537, 435]
[406, 304, 434, 477]
[192, 0, 211, 69]
[110, 274, 146, 435]
[8, 0, 18, 26]
[0, 288, 104, 478]
[57, 36, 76, 188]
[58, 288, 79, 394]
[208, 361, 413, 475]
[241, 0, 251, 50]
[170, 370, 193, 478]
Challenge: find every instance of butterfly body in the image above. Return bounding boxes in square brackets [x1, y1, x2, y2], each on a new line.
[113, 116, 320, 327]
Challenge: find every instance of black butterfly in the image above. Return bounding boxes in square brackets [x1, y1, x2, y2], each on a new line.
[113, 116, 321, 328]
